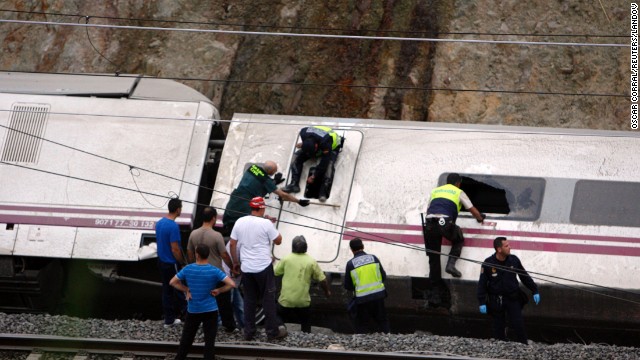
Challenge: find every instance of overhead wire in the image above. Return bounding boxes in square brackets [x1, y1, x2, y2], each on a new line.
[0, 8, 628, 38]
[0, 19, 628, 47]
[1, 122, 639, 305]
[0, 70, 628, 98]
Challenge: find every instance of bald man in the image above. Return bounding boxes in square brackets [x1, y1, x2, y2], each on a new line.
[222, 161, 309, 235]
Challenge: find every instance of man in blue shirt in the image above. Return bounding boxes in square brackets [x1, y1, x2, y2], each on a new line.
[171, 244, 235, 360]
[156, 198, 188, 327]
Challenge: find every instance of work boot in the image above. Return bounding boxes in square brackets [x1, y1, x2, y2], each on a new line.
[445, 257, 462, 278]
[282, 183, 300, 193]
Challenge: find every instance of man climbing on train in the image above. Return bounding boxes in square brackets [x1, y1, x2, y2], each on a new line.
[424, 173, 486, 280]
[222, 161, 309, 236]
[282, 126, 343, 202]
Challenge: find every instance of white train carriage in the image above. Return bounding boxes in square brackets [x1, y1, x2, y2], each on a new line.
[0, 72, 221, 312]
[213, 113, 640, 340]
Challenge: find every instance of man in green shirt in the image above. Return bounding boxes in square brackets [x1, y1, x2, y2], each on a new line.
[274, 235, 331, 333]
[222, 161, 309, 235]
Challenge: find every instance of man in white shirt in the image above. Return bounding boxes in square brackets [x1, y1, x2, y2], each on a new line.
[230, 197, 287, 341]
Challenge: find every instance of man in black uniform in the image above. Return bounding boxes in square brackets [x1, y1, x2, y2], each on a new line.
[477, 236, 541, 344]
[282, 126, 342, 202]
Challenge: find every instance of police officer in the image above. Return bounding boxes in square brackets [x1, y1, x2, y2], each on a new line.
[477, 236, 541, 344]
[424, 173, 485, 279]
[282, 126, 342, 202]
[222, 161, 309, 235]
[343, 238, 390, 334]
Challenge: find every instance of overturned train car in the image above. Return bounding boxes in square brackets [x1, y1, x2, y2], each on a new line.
[0, 72, 223, 315]
[213, 113, 640, 344]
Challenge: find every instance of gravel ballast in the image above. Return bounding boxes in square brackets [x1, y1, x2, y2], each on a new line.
[0, 313, 638, 360]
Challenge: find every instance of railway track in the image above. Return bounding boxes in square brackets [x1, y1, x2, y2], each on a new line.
[0, 334, 493, 359]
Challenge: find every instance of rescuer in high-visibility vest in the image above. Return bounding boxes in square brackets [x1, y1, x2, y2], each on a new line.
[343, 238, 390, 334]
[282, 126, 343, 202]
[424, 173, 486, 281]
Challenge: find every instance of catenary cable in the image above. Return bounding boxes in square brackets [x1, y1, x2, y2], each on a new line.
[0, 19, 629, 47]
[0, 70, 628, 98]
[1, 127, 639, 304]
[0, 8, 628, 38]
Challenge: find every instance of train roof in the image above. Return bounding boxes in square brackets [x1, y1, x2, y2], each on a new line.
[232, 113, 640, 138]
[0, 72, 212, 104]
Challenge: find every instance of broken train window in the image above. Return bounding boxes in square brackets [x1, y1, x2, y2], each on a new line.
[437, 173, 545, 221]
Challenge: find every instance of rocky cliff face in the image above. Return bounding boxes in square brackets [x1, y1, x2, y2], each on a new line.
[0, 0, 631, 130]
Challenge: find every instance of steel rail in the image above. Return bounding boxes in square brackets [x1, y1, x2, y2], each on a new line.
[0, 333, 493, 359]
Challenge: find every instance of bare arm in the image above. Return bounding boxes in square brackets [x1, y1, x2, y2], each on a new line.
[320, 279, 331, 297]
[468, 206, 485, 223]
[272, 233, 283, 246]
[170, 275, 190, 300]
[187, 249, 195, 263]
[230, 239, 240, 275]
[170, 242, 185, 264]
[221, 250, 233, 270]
[212, 276, 236, 296]
[274, 188, 300, 203]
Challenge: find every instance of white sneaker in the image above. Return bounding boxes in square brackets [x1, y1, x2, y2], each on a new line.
[164, 318, 182, 328]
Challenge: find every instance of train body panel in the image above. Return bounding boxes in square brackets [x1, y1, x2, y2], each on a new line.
[0, 73, 218, 263]
[213, 113, 640, 332]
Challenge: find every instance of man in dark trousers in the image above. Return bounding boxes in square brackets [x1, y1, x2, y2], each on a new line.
[343, 237, 390, 334]
[230, 197, 287, 341]
[477, 236, 541, 344]
[424, 173, 485, 279]
[222, 161, 308, 235]
[187, 206, 236, 332]
[156, 197, 187, 328]
[282, 126, 342, 202]
[170, 244, 235, 360]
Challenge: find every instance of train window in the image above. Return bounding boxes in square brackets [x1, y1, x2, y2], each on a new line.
[438, 173, 545, 221]
[570, 180, 640, 227]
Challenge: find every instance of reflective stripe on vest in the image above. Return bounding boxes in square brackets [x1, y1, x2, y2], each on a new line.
[350, 256, 385, 298]
[313, 126, 339, 150]
[430, 184, 462, 212]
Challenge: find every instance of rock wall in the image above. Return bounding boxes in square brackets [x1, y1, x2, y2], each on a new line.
[0, 0, 632, 129]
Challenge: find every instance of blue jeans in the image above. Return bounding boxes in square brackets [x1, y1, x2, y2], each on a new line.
[231, 287, 245, 329]
[158, 261, 187, 325]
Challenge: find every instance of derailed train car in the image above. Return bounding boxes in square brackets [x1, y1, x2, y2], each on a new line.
[1, 73, 639, 343]
[213, 113, 640, 343]
[0, 72, 223, 314]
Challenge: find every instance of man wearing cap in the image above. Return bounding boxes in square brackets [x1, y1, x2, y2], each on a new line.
[274, 235, 331, 333]
[229, 196, 287, 341]
[344, 237, 390, 334]
[222, 161, 309, 236]
[282, 126, 342, 202]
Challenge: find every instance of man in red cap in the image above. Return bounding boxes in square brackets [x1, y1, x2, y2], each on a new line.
[229, 196, 287, 341]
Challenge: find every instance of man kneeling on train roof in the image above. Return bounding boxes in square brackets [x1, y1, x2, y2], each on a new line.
[282, 126, 343, 202]
[222, 160, 309, 235]
[424, 173, 486, 279]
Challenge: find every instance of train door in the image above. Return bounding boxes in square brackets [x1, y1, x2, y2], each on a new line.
[274, 130, 363, 263]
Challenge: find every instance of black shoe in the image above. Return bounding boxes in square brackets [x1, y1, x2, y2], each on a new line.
[282, 184, 300, 193]
[267, 325, 288, 340]
[445, 265, 462, 277]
